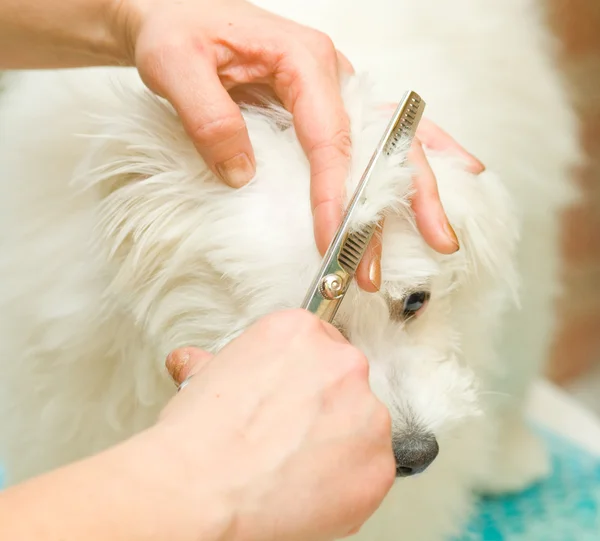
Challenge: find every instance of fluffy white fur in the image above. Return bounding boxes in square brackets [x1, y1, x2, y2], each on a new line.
[0, 0, 581, 540]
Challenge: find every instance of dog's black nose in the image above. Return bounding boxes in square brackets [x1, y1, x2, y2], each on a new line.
[393, 432, 439, 477]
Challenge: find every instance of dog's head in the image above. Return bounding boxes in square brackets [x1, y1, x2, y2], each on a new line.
[77, 72, 518, 477]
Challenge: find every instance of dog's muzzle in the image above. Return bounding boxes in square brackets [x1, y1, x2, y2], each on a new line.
[393, 431, 439, 477]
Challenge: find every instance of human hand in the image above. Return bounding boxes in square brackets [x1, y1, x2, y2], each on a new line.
[355, 112, 486, 291]
[110, 0, 483, 292]
[112, 0, 355, 265]
[157, 309, 395, 541]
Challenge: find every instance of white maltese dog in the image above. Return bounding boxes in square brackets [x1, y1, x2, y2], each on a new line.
[0, 0, 581, 540]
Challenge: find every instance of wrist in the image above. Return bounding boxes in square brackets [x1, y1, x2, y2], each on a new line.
[0, 0, 129, 69]
[0, 426, 234, 541]
[126, 426, 237, 541]
[105, 0, 143, 66]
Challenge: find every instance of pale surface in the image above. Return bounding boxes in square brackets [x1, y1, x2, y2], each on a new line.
[529, 379, 600, 456]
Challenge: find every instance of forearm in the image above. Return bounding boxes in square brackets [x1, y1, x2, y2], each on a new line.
[0, 428, 231, 541]
[0, 0, 126, 69]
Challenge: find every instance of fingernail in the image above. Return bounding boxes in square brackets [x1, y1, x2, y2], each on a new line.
[216, 153, 255, 188]
[469, 156, 485, 174]
[347, 525, 361, 536]
[166, 350, 190, 384]
[444, 223, 460, 252]
[369, 255, 382, 291]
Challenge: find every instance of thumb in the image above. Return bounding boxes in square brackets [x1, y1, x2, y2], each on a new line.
[165, 347, 214, 386]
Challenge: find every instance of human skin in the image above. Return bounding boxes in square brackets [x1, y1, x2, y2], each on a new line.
[0, 0, 484, 293]
[0, 310, 396, 541]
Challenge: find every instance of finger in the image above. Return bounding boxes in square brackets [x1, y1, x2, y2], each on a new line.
[378, 105, 484, 174]
[165, 347, 214, 385]
[149, 57, 256, 188]
[409, 138, 460, 254]
[355, 218, 384, 292]
[274, 48, 352, 256]
[336, 50, 355, 77]
[417, 117, 485, 174]
[342, 524, 362, 537]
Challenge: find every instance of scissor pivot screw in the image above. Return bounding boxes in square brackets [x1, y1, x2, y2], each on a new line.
[319, 273, 346, 300]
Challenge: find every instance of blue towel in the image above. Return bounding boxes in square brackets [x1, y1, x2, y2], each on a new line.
[458, 428, 600, 540]
[1, 428, 599, 539]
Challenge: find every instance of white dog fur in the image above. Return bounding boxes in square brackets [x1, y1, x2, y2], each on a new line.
[0, 0, 581, 540]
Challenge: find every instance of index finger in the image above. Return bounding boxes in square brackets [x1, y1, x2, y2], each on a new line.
[274, 48, 352, 256]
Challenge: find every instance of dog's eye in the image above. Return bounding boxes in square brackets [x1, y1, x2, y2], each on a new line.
[402, 291, 430, 319]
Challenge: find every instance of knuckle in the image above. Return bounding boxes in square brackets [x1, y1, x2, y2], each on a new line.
[342, 346, 370, 380]
[311, 126, 352, 161]
[309, 126, 353, 184]
[190, 113, 247, 148]
[309, 31, 338, 65]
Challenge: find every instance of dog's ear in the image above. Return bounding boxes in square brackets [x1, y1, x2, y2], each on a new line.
[429, 153, 519, 302]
